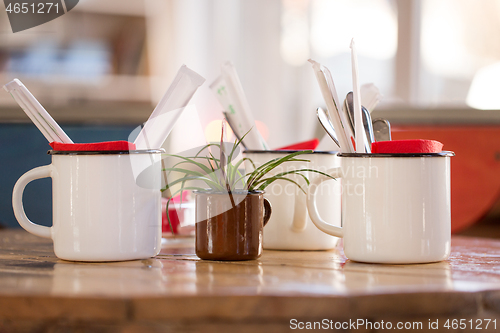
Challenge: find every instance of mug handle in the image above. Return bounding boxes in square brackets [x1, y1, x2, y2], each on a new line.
[306, 167, 343, 238]
[12, 165, 53, 239]
[263, 198, 272, 227]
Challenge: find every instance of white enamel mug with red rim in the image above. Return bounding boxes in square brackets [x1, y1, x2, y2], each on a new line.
[12, 149, 163, 262]
[307, 151, 454, 264]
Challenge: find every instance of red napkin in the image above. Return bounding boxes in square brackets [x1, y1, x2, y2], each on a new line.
[276, 138, 320, 151]
[371, 140, 443, 154]
[49, 141, 136, 151]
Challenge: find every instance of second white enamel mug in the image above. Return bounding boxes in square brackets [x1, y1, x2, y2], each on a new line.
[307, 152, 454, 264]
[243, 150, 341, 250]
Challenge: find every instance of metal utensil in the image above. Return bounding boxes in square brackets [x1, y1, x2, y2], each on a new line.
[316, 107, 341, 148]
[346, 92, 373, 152]
[346, 92, 355, 129]
[372, 118, 392, 142]
[342, 97, 355, 134]
[309, 59, 354, 153]
[362, 106, 375, 145]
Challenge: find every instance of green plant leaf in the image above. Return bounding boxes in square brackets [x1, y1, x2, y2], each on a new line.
[193, 143, 219, 158]
[254, 175, 307, 194]
[246, 150, 314, 189]
[164, 158, 222, 186]
[162, 174, 225, 192]
[162, 167, 209, 178]
[227, 157, 253, 189]
[161, 135, 330, 196]
[227, 128, 251, 163]
[162, 154, 221, 185]
[251, 169, 310, 188]
[246, 157, 310, 185]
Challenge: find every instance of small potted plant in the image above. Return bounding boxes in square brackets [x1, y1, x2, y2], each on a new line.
[162, 125, 333, 260]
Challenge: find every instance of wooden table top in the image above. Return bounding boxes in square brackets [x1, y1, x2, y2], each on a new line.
[0, 229, 499, 332]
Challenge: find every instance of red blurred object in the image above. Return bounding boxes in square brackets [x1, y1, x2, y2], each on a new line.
[371, 139, 443, 154]
[49, 141, 136, 151]
[392, 125, 500, 233]
[276, 138, 320, 150]
[162, 197, 180, 234]
[161, 192, 193, 235]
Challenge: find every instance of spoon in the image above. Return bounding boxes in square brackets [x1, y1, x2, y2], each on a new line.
[362, 106, 375, 145]
[342, 97, 355, 134]
[346, 92, 374, 151]
[372, 118, 392, 142]
[316, 107, 341, 148]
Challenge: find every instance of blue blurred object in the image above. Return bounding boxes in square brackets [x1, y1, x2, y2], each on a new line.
[0, 123, 138, 228]
[5, 39, 111, 81]
[6, 39, 59, 76]
[61, 40, 111, 81]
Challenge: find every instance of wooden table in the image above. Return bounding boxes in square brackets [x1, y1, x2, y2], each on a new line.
[0, 230, 499, 332]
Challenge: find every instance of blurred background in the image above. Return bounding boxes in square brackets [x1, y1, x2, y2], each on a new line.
[1, 0, 500, 235]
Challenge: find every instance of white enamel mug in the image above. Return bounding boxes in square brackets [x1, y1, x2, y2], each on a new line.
[307, 152, 454, 264]
[243, 150, 341, 250]
[12, 149, 163, 262]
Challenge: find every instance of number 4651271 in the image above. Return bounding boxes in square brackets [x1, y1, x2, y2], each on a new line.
[444, 319, 496, 330]
[6, 3, 59, 14]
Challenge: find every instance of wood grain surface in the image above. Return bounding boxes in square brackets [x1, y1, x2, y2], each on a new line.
[0, 230, 499, 332]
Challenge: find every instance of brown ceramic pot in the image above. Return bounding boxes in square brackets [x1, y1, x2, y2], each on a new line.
[195, 190, 272, 261]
